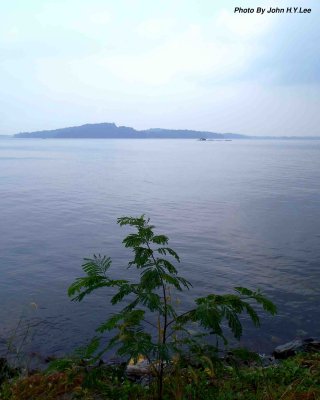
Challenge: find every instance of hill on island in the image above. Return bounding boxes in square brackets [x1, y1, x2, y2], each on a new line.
[14, 123, 246, 139]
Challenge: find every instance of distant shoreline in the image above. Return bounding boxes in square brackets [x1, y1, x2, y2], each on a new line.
[7, 122, 320, 140]
[4, 136, 320, 141]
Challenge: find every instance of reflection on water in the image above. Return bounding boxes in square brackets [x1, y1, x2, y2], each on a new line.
[0, 138, 319, 356]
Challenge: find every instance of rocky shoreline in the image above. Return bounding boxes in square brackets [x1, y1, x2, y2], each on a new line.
[1, 337, 319, 400]
[1, 337, 319, 383]
[124, 337, 320, 382]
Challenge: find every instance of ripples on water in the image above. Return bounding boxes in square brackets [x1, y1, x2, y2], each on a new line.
[0, 139, 319, 356]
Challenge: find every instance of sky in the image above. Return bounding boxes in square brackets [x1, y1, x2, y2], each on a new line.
[1, 0, 319, 136]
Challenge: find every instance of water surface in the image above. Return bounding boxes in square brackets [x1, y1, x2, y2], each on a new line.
[1, 138, 319, 357]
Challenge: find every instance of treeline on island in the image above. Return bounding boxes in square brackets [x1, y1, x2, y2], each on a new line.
[12, 123, 320, 140]
[14, 123, 246, 139]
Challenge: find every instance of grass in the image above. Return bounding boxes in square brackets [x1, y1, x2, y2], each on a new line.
[1, 352, 319, 399]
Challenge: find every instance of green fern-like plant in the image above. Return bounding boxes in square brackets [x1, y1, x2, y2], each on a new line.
[68, 215, 277, 400]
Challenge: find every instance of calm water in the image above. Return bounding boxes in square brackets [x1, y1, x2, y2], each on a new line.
[1, 138, 320, 358]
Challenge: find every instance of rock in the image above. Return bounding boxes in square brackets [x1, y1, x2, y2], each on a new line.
[273, 338, 320, 359]
[273, 339, 303, 359]
[126, 360, 152, 379]
[302, 338, 320, 352]
[125, 356, 168, 382]
[258, 354, 278, 367]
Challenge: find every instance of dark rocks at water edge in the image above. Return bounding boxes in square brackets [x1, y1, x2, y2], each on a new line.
[14, 122, 245, 139]
[1, 338, 319, 385]
[123, 338, 320, 380]
[273, 338, 320, 359]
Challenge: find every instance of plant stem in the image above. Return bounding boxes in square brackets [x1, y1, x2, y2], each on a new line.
[146, 240, 168, 400]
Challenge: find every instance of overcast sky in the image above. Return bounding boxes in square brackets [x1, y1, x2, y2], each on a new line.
[1, 0, 319, 136]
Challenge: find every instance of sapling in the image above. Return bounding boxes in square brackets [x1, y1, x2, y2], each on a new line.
[68, 215, 276, 400]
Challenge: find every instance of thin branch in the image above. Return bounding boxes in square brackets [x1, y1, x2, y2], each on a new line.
[167, 310, 194, 328]
[142, 319, 157, 329]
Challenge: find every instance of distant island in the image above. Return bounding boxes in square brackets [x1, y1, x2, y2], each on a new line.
[12, 123, 320, 140]
[14, 123, 246, 139]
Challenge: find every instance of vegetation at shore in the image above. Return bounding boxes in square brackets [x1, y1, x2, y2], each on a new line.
[1, 216, 319, 399]
[1, 351, 320, 399]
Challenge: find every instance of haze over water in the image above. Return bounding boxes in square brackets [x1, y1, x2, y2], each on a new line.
[1, 138, 319, 357]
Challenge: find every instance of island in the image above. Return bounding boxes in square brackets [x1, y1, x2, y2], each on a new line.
[14, 123, 246, 140]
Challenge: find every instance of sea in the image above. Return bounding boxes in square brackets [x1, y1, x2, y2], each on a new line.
[0, 138, 319, 361]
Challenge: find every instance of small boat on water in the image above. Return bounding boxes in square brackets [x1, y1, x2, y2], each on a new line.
[198, 137, 207, 141]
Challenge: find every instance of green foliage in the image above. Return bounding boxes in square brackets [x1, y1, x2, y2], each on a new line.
[68, 215, 277, 399]
[3, 352, 319, 400]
